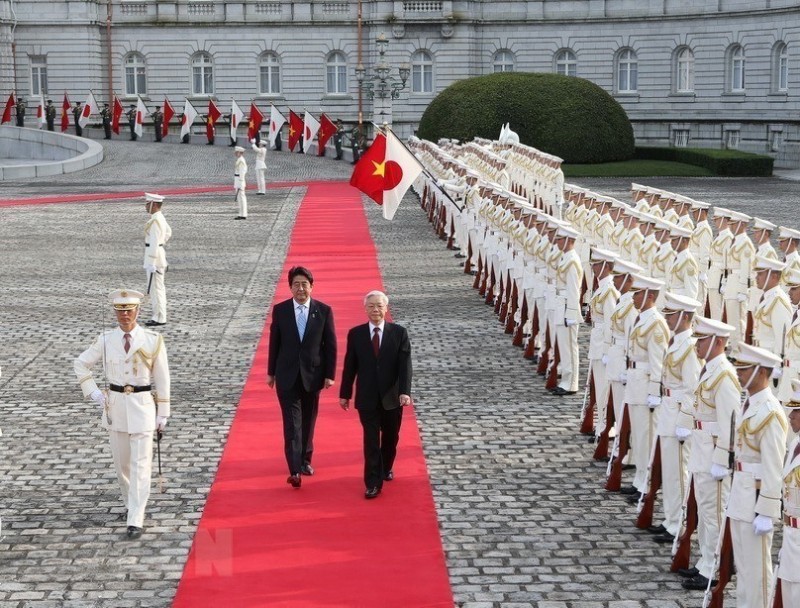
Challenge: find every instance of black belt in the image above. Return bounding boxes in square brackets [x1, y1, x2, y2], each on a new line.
[144, 243, 164, 247]
[109, 384, 152, 394]
[234, 173, 240, 176]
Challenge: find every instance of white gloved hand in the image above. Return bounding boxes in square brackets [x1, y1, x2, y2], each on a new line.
[737, 293, 748, 303]
[720, 278, 727, 292]
[710, 463, 729, 481]
[675, 426, 692, 441]
[771, 367, 783, 379]
[565, 319, 578, 327]
[156, 416, 168, 431]
[89, 389, 106, 407]
[618, 370, 628, 383]
[752, 514, 773, 536]
[250, 138, 255, 144]
[699, 272, 708, 283]
[601, 354, 609, 366]
[647, 394, 662, 408]
[144, 263, 157, 274]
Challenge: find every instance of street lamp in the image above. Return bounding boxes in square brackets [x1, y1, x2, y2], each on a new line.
[355, 33, 410, 127]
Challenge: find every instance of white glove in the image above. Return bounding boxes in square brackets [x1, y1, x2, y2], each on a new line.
[647, 394, 662, 408]
[601, 354, 609, 366]
[675, 426, 692, 441]
[771, 367, 783, 379]
[89, 389, 106, 407]
[144, 263, 157, 274]
[618, 370, 628, 383]
[720, 278, 727, 292]
[737, 293, 747, 303]
[565, 319, 578, 327]
[250, 138, 255, 144]
[156, 416, 168, 431]
[699, 272, 708, 283]
[752, 514, 773, 536]
[710, 463, 729, 481]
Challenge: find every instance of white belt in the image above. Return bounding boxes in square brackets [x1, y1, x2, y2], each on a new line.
[662, 388, 685, 398]
[735, 461, 764, 479]
[694, 420, 720, 435]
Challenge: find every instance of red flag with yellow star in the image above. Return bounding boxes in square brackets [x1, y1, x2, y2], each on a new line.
[349, 130, 423, 220]
[317, 113, 337, 156]
[287, 110, 303, 151]
[247, 102, 263, 140]
[207, 99, 222, 142]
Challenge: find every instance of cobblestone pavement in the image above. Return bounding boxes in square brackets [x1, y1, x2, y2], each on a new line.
[0, 140, 798, 607]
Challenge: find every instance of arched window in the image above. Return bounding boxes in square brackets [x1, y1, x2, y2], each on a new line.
[675, 47, 694, 93]
[192, 52, 214, 95]
[728, 44, 745, 92]
[555, 49, 577, 77]
[493, 50, 515, 73]
[326, 51, 347, 94]
[260, 52, 281, 95]
[30, 56, 48, 96]
[411, 50, 434, 93]
[774, 42, 789, 92]
[124, 52, 147, 96]
[616, 48, 638, 93]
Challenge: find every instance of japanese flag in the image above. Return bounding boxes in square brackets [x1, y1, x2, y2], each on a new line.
[269, 105, 286, 148]
[180, 99, 198, 139]
[134, 96, 148, 138]
[303, 111, 320, 154]
[78, 91, 99, 128]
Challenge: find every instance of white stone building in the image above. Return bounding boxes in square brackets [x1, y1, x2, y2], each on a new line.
[0, 0, 798, 166]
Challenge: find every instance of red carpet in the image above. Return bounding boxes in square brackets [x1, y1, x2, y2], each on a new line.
[173, 181, 453, 608]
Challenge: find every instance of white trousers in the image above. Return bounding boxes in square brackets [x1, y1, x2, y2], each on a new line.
[629, 404, 658, 491]
[109, 430, 154, 528]
[591, 357, 609, 438]
[237, 188, 248, 217]
[708, 286, 724, 321]
[731, 517, 773, 608]
[724, 298, 745, 347]
[556, 324, 579, 392]
[255, 168, 266, 193]
[696, 280, 708, 317]
[781, 580, 800, 607]
[659, 436, 690, 536]
[148, 270, 167, 323]
[693, 472, 731, 579]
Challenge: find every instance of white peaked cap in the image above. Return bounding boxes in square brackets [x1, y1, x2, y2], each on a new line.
[692, 316, 735, 338]
[732, 342, 781, 369]
[663, 292, 701, 312]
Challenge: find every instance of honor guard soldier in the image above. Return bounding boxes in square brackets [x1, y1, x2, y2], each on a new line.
[779, 226, 800, 276]
[74, 289, 170, 539]
[101, 103, 112, 139]
[333, 119, 344, 160]
[676, 317, 740, 590]
[689, 201, 713, 312]
[552, 224, 583, 395]
[15, 96, 25, 127]
[143, 193, 172, 327]
[127, 104, 137, 140]
[151, 106, 163, 142]
[45, 99, 56, 131]
[652, 293, 702, 544]
[251, 138, 267, 194]
[774, 379, 800, 607]
[751, 256, 791, 356]
[727, 344, 787, 608]
[233, 146, 248, 220]
[723, 210, 754, 349]
[667, 225, 700, 301]
[708, 208, 734, 321]
[73, 101, 83, 136]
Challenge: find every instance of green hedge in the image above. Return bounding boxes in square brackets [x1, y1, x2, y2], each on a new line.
[635, 146, 774, 177]
[417, 73, 635, 164]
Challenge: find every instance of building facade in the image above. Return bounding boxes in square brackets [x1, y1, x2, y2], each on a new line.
[1, 0, 798, 166]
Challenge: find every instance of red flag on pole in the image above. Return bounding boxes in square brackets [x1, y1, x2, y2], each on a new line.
[162, 98, 175, 137]
[207, 99, 222, 142]
[287, 110, 303, 151]
[1, 93, 15, 124]
[247, 102, 263, 140]
[317, 113, 337, 156]
[61, 92, 71, 132]
[112, 95, 124, 135]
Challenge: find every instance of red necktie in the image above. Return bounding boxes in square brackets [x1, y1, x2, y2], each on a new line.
[793, 441, 800, 460]
[372, 327, 380, 357]
[742, 398, 750, 414]
[124, 333, 131, 353]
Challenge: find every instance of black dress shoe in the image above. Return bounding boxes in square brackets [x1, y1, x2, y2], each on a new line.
[384, 471, 394, 481]
[647, 524, 667, 535]
[301, 464, 314, 476]
[626, 493, 642, 504]
[622, 464, 636, 471]
[677, 567, 699, 579]
[287, 474, 301, 488]
[654, 532, 675, 544]
[619, 485, 639, 495]
[682, 574, 716, 590]
[234, 216, 247, 220]
[126, 526, 143, 539]
[552, 387, 578, 396]
[365, 487, 381, 499]
[144, 320, 166, 327]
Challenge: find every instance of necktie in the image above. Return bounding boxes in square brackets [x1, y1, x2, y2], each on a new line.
[742, 398, 750, 414]
[297, 306, 306, 340]
[123, 333, 131, 354]
[372, 327, 381, 357]
[793, 441, 800, 460]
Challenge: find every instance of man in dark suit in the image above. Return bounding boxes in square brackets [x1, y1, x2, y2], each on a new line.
[267, 266, 337, 488]
[340, 290, 413, 499]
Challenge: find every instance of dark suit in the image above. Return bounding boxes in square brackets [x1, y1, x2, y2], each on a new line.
[340, 322, 412, 488]
[267, 298, 336, 474]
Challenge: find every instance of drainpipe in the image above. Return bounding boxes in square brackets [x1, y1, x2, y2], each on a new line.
[106, 0, 113, 104]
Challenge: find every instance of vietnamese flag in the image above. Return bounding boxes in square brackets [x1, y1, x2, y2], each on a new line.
[61, 93, 71, 132]
[207, 99, 222, 141]
[317, 113, 336, 156]
[349, 129, 423, 220]
[247, 102, 263, 140]
[287, 110, 303, 151]
[1, 92, 15, 124]
[162, 97, 175, 137]
[112, 95, 124, 134]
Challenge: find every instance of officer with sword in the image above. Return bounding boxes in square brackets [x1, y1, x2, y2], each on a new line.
[143, 193, 171, 327]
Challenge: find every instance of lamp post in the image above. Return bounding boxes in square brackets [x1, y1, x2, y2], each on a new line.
[355, 33, 410, 129]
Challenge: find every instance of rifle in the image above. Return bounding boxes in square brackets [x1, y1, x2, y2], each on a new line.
[593, 391, 615, 461]
[703, 515, 734, 608]
[504, 277, 518, 334]
[524, 304, 539, 359]
[472, 253, 483, 289]
[772, 577, 784, 608]
[464, 239, 473, 275]
[512, 293, 527, 346]
[606, 404, 631, 491]
[636, 435, 662, 529]
[545, 338, 561, 391]
[537, 319, 551, 375]
[495, 269, 507, 315]
[156, 429, 165, 493]
[579, 367, 595, 435]
[671, 474, 698, 571]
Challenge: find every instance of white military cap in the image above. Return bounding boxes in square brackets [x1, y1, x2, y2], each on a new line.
[670, 225, 693, 238]
[655, 218, 678, 232]
[727, 210, 752, 224]
[754, 255, 786, 272]
[731, 342, 781, 369]
[629, 273, 665, 292]
[663, 292, 701, 312]
[630, 182, 647, 193]
[783, 267, 800, 286]
[753, 217, 776, 231]
[788, 379, 800, 407]
[611, 259, 643, 275]
[692, 316, 735, 338]
[259, 140, 267, 147]
[691, 200, 710, 210]
[639, 213, 659, 225]
[144, 192, 164, 203]
[713, 207, 732, 218]
[234, 146, 245, 152]
[556, 225, 580, 239]
[109, 289, 144, 310]
[778, 226, 800, 240]
[590, 247, 618, 263]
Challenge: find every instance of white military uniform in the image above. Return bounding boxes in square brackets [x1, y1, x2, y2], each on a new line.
[723, 224, 755, 348]
[554, 230, 583, 393]
[708, 226, 734, 321]
[144, 206, 172, 324]
[777, 432, 800, 606]
[74, 315, 170, 529]
[588, 261, 620, 440]
[251, 141, 267, 194]
[234, 150, 248, 218]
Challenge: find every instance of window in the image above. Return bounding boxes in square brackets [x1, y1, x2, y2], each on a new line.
[192, 52, 214, 95]
[728, 45, 745, 92]
[124, 53, 147, 96]
[260, 52, 281, 95]
[675, 47, 694, 93]
[774, 42, 789, 92]
[555, 50, 577, 77]
[326, 51, 347, 94]
[771, 130, 783, 152]
[493, 50, 515, 73]
[411, 50, 433, 93]
[616, 48, 638, 93]
[30, 56, 48, 96]
[673, 129, 689, 148]
[725, 130, 740, 149]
